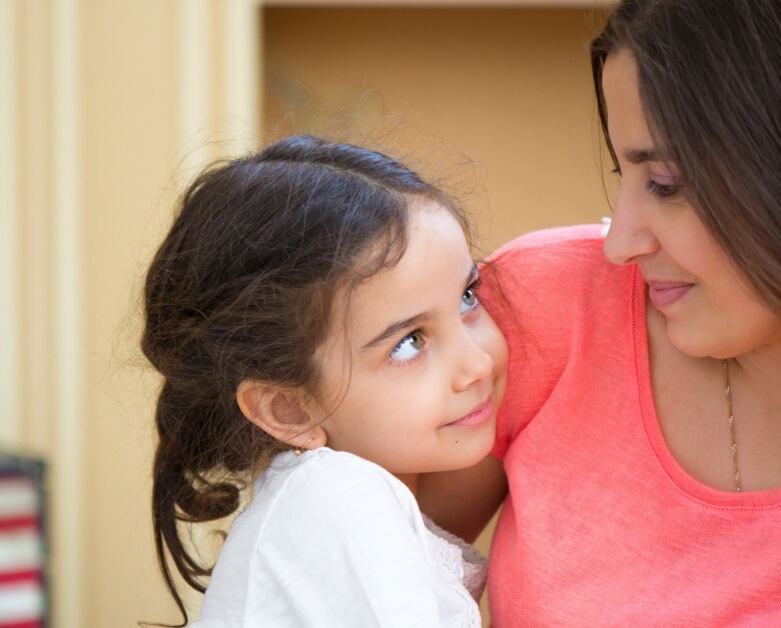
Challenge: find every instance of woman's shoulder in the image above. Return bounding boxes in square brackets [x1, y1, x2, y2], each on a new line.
[488, 224, 609, 275]
[483, 223, 633, 318]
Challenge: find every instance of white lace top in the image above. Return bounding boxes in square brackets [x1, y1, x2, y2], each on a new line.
[423, 514, 488, 604]
[193, 448, 486, 627]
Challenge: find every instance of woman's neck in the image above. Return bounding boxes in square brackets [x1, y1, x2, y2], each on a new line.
[648, 306, 781, 492]
[726, 348, 781, 491]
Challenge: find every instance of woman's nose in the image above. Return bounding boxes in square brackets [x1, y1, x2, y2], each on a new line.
[603, 182, 659, 265]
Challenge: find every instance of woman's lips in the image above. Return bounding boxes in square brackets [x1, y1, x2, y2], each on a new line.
[647, 281, 693, 309]
[446, 399, 493, 428]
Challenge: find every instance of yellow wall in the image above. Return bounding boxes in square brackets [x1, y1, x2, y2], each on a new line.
[82, 4, 179, 625]
[3, 2, 611, 627]
[263, 7, 611, 254]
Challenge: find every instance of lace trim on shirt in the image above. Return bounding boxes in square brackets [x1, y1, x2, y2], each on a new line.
[422, 514, 488, 606]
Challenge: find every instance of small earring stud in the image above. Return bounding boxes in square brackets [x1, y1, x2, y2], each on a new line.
[294, 436, 315, 456]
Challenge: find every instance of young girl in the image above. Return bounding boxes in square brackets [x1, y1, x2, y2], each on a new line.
[141, 135, 508, 627]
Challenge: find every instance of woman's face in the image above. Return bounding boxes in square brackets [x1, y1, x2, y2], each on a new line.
[601, 50, 781, 359]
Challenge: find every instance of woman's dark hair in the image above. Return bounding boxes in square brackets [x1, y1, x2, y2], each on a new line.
[141, 135, 468, 624]
[591, 0, 781, 313]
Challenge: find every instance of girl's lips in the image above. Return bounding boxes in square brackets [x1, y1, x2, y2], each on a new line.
[446, 399, 493, 428]
[647, 281, 693, 309]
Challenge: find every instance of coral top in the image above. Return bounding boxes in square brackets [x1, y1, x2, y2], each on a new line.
[483, 225, 781, 627]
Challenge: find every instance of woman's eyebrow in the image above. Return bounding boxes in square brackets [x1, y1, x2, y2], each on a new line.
[623, 148, 665, 164]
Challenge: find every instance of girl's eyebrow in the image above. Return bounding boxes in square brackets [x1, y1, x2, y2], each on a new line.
[362, 312, 432, 351]
[360, 263, 479, 351]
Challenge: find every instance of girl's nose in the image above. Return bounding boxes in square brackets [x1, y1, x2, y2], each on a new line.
[603, 183, 659, 265]
[453, 331, 495, 392]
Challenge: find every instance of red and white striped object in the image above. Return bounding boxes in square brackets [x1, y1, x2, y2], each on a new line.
[0, 464, 46, 628]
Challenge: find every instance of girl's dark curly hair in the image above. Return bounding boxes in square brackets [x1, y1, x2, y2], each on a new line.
[141, 135, 469, 624]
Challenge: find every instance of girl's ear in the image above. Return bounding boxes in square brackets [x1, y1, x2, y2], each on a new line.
[236, 380, 327, 451]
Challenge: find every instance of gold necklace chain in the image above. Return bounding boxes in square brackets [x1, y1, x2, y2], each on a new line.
[722, 359, 742, 492]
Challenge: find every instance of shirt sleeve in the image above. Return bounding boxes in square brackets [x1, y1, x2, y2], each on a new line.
[480, 224, 609, 458]
[245, 453, 478, 628]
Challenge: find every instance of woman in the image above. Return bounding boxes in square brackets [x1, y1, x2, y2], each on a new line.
[419, 0, 781, 624]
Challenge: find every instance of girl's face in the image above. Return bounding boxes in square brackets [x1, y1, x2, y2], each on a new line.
[308, 199, 507, 493]
[601, 50, 781, 359]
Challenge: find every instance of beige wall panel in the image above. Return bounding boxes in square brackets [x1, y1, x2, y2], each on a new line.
[263, 7, 612, 254]
[81, 1, 187, 626]
[20, 0, 55, 455]
[6, 0, 258, 625]
[80, 1, 260, 624]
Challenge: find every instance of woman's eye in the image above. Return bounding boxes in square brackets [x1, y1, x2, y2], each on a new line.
[460, 283, 481, 315]
[648, 179, 680, 199]
[390, 331, 424, 362]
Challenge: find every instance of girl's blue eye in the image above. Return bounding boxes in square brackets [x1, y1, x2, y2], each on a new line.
[390, 331, 424, 362]
[460, 280, 481, 315]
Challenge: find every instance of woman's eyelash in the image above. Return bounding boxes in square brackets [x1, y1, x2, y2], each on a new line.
[648, 180, 679, 198]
